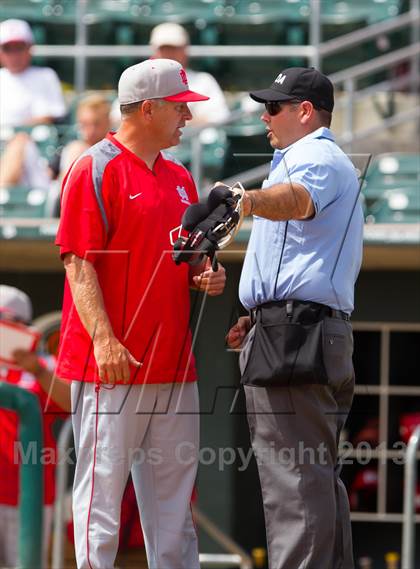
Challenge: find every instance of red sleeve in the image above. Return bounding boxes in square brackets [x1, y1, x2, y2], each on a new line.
[55, 155, 108, 263]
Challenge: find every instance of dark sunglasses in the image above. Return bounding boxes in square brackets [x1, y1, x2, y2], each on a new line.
[1, 43, 29, 53]
[264, 100, 302, 116]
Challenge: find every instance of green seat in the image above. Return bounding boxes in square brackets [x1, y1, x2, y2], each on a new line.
[168, 127, 227, 188]
[363, 153, 420, 207]
[86, 0, 146, 23]
[319, 0, 402, 25]
[221, 0, 311, 25]
[0, 185, 51, 241]
[0, 225, 44, 240]
[0, 0, 50, 22]
[366, 186, 420, 224]
[0, 187, 48, 218]
[365, 153, 420, 186]
[151, 0, 223, 24]
[222, 114, 269, 179]
[1, 0, 77, 24]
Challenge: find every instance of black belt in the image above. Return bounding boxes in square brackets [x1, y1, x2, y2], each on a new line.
[249, 299, 350, 325]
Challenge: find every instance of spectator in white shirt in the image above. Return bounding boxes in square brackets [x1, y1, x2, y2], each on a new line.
[111, 22, 230, 128]
[0, 19, 66, 190]
[0, 19, 66, 127]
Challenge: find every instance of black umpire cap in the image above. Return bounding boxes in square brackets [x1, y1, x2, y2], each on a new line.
[249, 67, 334, 113]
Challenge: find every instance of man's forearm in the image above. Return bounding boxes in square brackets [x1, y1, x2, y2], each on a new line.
[27, 116, 54, 126]
[63, 254, 113, 341]
[36, 366, 71, 412]
[63, 253, 139, 383]
[243, 182, 314, 221]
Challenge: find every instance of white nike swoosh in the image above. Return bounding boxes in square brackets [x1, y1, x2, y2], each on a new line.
[129, 192, 142, 200]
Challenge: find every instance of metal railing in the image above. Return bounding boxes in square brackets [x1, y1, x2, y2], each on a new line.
[28, 0, 420, 170]
[51, 418, 253, 569]
[32, 0, 420, 93]
[329, 42, 420, 150]
[193, 507, 253, 569]
[0, 383, 44, 569]
[402, 425, 420, 569]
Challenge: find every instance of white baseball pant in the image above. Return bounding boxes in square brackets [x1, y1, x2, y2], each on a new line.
[71, 380, 200, 569]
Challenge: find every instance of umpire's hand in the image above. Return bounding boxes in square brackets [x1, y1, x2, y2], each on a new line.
[226, 316, 251, 349]
[191, 258, 226, 296]
[93, 334, 141, 384]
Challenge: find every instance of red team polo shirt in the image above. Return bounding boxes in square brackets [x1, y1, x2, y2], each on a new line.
[56, 133, 198, 384]
[0, 363, 68, 506]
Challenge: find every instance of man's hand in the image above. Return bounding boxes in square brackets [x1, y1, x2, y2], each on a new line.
[226, 316, 252, 349]
[191, 258, 226, 296]
[12, 349, 72, 411]
[12, 349, 44, 375]
[93, 333, 141, 384]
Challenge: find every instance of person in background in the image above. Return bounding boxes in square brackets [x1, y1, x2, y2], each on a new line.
[54, 93, 112, 182]
[0, 19, 66, 128]
[0, 285, 70, 568]
[0, 19, 66, 190]
[111, 22, 230, 127]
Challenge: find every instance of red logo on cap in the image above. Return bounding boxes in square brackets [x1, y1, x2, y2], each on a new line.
[180, 69, 188, 85]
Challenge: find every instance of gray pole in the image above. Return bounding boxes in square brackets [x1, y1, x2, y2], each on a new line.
[75, 0, 88, 94]
[309, 0, 322, 70]
[51, 418, 73, 569]
[402, 425, 420, 569]
[410, 0, 420, 94]
[343, 77, 355, 152]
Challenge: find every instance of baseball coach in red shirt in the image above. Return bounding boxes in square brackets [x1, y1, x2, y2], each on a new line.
[55, 58, 226, 569]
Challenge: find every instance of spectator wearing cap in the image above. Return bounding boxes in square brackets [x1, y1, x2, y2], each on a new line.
[55, 58, 226, 569]
[0, 285, 70, 568]
[0, 19, 66, 128]
[226, 67, 364, 568]
[0, 19, 66, 191]
[111, 22, 230, 127]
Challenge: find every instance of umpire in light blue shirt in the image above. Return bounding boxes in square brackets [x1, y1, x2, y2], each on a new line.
[227, 67, 363, 569]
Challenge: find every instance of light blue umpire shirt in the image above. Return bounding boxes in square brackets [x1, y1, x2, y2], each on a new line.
[239, 127, 364, 314]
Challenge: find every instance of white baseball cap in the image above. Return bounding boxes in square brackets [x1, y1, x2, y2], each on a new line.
[150, 23, 189, 49]
[0, 285, 32, 323]
[118, 58, 209, 104]
[0, 19, 34, 46]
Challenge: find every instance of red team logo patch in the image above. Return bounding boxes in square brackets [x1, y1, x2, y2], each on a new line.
[180, 69, 188, 85]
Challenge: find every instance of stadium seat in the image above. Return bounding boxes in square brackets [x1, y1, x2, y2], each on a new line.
[362, 153, 420, 208]
[366, 186, 420, 224]
[0, 0, 51, 22]
[168, 127, 228, 190]
[0, 186, 49, 218]
[0, 184, 54, 238]
[364, 153, 420, 223]
[85, 0, 147, 23]
[0, 0, 78, 24]
[221, 113, 268, 179]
